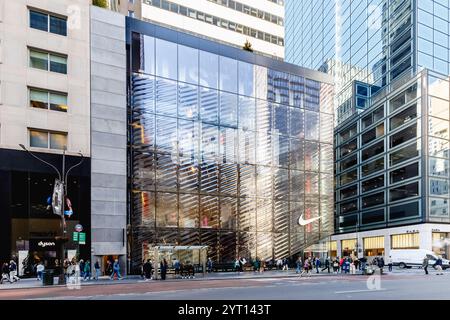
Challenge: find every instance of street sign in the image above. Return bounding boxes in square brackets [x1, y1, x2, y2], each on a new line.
[73, 232, 79, 241]
[74, 224, 83, 232]
[52, 179, 64, 216]
[79, 232, 86, 245]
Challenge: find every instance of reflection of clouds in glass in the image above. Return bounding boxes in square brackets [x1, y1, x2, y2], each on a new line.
[367, 4, 382, 31]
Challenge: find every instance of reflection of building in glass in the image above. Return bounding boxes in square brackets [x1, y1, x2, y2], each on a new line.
[333, 70, 450, 259]
[128, 18, 334, 271]
[286, 0, 450, 125]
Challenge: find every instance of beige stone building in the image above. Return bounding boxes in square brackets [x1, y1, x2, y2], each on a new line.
[0, 0, 90, 156]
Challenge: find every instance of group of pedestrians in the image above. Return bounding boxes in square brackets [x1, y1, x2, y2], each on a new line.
[422, 255, 445, 275]
[0, 260, 20, 284]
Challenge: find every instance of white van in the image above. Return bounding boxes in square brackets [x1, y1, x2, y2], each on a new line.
[389, 249, 450, 269]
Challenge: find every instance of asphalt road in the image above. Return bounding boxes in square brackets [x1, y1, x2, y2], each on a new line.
[3, 270, 449, 300]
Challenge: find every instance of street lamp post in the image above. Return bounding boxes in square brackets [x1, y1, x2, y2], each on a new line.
[19, 144, 83, 285]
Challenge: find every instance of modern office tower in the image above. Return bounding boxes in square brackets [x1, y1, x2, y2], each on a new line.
[127, 17, 334, 272]
[286, 0, 450, 125]
[334, 70, 450, 259]
[102, 0, 285, 59]
[0, 0, 91, 273]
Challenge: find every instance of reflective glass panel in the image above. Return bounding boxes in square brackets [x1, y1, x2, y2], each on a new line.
[178, 45, 198, 84]
[156, 38, 177, 79]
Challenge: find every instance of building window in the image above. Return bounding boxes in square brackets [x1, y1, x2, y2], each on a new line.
[29, 49, 67, 74]
[361, 209, 385, 225]
[29, 129, 67, 150]
[362, 157, 384, 177]
[30, 10, 67, 36]
[362, 175, 385, 193]
[363, 236, 384, 256]
[390, 124, 417, 149]
[362, 191, 384, 209]
[338, 124, 357, 143]
[362, 141, 384, 161]
[389, 84, 417, 114]
[340, 185, 358, 200]
[362, 105, 384, 129]
[340, 154, 357, 172]
[30, 89, 68, 112]
[389, 162, 418, 184]
[340, 169, 357, 187]
[340, 200, 357, 214]
[389, 202, 419, 220]
[340, 139, 357, 158]
[390, 181, 419, 202]
[361, 123, 384, 146]
[389, 141, 419, 166]
[391, 233, 419, 249]
[430, 199, 449, 217]
[389, 104, 417, 131]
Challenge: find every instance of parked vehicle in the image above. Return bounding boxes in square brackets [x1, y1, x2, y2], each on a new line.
[390, 249, 450, 269]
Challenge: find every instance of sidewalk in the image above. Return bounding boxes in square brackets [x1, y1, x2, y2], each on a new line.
[0, 269, 381, 290]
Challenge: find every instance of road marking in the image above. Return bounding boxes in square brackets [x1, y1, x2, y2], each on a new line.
[335, 289, 387, 294]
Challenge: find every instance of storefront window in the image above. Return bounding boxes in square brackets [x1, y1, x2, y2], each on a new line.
[391, 233, 419, 249]
[363, 236, 385, 257]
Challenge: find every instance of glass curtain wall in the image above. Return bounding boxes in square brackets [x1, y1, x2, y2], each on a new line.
[129, 32, 334, 268]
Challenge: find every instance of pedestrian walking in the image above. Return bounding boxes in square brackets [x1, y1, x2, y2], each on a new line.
[332, 258, 339, 274]
[83, 260, 91, 281]
[343, 258, 350, 274]
[110, 259, 123, 280]
[160, 259, 168, 280]
[315, 257, 321, 274]
[296, 257, 303, 274]
[387, 256, 393, 272]
[94, 260, 101, 280]
[422, 256, 429, 275]
[9, 260, 20, 282]
[377, 256, 385, 274]
[1, 263, 10, 284]
[143, 259, 153, 281]
[207, 258, 213, 273]
[260, 260, 265, 273]
[300, 258, 312, 277]
[36, 262, 45, 281]
[253, 258, 260, 273]
[434, 256, 444, 275]
[174, 258, 180, 278]
[321, 257, 330, 273]
[79, 259, 85, 279]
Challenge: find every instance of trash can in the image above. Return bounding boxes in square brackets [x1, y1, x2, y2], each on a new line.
[42, 270, 54, 286]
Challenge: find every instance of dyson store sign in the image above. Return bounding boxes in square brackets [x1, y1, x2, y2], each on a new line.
[38, 241, 56, 248]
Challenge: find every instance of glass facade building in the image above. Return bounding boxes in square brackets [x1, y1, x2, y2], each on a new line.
[335, 69, 450, 234]
[127, 18, 334, 271]
[286, 0, 450, 125]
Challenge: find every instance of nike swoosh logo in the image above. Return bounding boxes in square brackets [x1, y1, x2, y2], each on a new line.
[298, 214, 322, 226]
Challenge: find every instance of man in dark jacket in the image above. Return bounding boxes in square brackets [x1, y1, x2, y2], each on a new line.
[143, 259, 153, 280]
[321, 257, 330, 273]
[377, 256, 385, 274]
